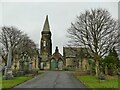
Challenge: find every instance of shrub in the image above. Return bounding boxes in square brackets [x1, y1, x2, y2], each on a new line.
[13, 70, 24, 77]
[30, 69, 39, 75]
[63, 67, 69, 71]
[98, 72, 105, 80]
[74, 71, 88, 76]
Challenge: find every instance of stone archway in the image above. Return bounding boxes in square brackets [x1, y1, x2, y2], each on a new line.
[50, 59, 57, 70]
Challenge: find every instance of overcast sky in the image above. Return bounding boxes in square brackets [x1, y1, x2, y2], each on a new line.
[1, 2, 118, 54]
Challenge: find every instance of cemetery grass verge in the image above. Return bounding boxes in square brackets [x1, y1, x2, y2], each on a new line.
[1, 76, 33, 90]
[76, 75, 119, 89]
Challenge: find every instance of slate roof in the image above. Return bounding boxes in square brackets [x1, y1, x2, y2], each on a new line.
[63, 47, 88, 58]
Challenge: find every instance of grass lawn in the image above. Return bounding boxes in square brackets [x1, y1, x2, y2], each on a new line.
[1, 76, 33, 90]
[77, 75, 119, 89]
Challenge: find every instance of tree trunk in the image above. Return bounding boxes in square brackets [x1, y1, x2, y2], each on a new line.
[95, 60, 100, 77]
[105, 64, 108, 75]
[90, 64, 92, 76]
[81, 59, 82, 70]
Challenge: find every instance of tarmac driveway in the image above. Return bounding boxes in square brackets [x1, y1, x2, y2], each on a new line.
[14, 71, 86, 88]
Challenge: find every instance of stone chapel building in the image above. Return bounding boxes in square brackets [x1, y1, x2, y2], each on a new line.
[40, 15, 89, 71]
[40, 15, 64, 70]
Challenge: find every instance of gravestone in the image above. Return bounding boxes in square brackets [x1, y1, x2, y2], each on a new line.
[40, 62, 44, 70]
[28, 57, 32, 70]
[98, 72, 105, 80]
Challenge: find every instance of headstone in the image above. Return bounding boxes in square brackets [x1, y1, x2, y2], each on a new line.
[98, 72, 105, 80]
[4, 67, 13, 79]
[29, 57, 32, 70]
[40, 62, 44, 70]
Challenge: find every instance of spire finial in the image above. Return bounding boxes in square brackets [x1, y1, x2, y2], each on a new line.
[46, 15, 48, 18]
[55, 46, 59, 52]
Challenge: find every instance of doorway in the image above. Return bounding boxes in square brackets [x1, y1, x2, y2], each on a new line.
[50, 59, 57, 70]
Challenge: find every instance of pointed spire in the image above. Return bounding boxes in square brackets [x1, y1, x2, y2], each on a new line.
[55, 46, 59, 52]
[43, 15, 50, 32]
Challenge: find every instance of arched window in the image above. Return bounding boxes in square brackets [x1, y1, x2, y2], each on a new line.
[43, 41, 46, 47]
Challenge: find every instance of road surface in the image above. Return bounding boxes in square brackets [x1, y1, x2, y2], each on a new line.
[14, 71, 86, 88]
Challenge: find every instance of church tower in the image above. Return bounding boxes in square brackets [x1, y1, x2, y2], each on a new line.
[40, 15, 52, 69]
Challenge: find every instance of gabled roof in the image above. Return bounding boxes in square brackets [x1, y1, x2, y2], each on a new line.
[50, 46, 64, 60]
[63, 47, 88, 58]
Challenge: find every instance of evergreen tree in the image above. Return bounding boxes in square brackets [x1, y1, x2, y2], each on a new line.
[103, 47, 120, 75]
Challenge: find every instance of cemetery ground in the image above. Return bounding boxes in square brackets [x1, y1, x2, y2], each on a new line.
[1, 71, 43, 90]
[1, 71, 119, 89]
[73, 71, 119, 89]
[2, 76, 33, 89]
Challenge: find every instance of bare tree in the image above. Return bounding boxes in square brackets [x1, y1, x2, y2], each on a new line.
[15, 33, 37, 71]
[116, 21, 120, 60]
[0, 26, 37, 66]
[0, 26, 23, 65]
[67, 9, 119, 77]
[16, 34, 37, 58]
